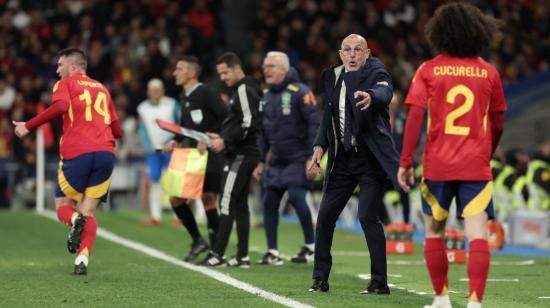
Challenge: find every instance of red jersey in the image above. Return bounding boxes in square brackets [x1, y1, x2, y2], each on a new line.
[27, 74, 119, 159]
[405, 55, 506, 181]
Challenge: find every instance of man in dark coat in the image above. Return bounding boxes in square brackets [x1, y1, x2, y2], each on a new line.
[200, 52, 262, 268]
[307, 34, 400, 294]
[254, 51, 320, 265]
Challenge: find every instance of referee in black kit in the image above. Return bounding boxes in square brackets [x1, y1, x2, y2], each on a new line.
[165, 56, 228, 262]
[200, 52, 262, 268]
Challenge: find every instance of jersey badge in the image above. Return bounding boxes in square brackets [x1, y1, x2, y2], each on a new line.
[281, 92, 291, 115]
[190, 109, 203, 125]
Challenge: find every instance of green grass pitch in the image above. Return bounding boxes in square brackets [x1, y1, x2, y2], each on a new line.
[1, 210, 549, 307]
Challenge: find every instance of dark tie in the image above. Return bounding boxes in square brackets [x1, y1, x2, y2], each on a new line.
[343, 94, 353, 152]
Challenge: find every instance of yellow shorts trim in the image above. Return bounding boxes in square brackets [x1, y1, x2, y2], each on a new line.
[421, 179, 449, 221]
[58, 161, 83, 202]
[84, 176, 112, 199]
[462, 181, 493, 218]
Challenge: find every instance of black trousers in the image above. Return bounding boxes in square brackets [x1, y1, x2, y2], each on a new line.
[312, 143, 388, 284]
[212, 154, 259, 258]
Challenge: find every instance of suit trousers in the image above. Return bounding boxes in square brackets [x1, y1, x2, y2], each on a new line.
[312, 143, 388, 284]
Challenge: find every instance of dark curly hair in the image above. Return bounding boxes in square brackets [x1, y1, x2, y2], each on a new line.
[425, 2, 503, 58]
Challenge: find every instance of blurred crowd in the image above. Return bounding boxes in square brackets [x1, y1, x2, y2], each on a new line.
[245, 0, 550, 93]
[0, 0, 549, 207]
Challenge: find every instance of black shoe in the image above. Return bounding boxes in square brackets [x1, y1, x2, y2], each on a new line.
[290, 246, 314, 263]
[184, 238, 209, 262]
[199, 252, 225, 267]
[73, 262, 87, 275]
[360, 280, 390, 295]
[257, 251, 284, 265]
[226, 256, 251, 268]
[67, 214, 86, 254]
[308, 279, 329, 292]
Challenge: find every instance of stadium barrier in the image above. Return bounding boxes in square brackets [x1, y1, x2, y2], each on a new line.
[445, 229, 467, 264]
[509, 210, 550, 245]
[386, 223, 415, 254]
[488, 221, 505, 250]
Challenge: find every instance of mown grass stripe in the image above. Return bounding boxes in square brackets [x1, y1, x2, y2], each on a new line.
[38, 210, 313, 308]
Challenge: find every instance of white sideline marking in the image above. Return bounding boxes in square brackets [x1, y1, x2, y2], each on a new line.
[459, 278, 519, 282]
[251, 248, 535, 264]
[356, 275, 439, 296]
[357, 273, 403, 279]
[387, 260, 425, 265]
[387, 259, 535, 266]
[538, 297, 550, 299]
[492, 259, 535, 266]
[38, 211, 313, 308]
[358, 276, 464, 297]
[249, 246, 371, 258]
[332, 251, 370, 257]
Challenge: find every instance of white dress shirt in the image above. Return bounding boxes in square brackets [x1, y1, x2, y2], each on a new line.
[338, 80, 357, 146]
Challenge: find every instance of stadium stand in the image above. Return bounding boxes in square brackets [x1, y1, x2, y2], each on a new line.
[0, 1, 548, 241]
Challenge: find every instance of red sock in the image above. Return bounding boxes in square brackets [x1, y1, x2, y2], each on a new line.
[78, 216, 97, 256]
[425, 238, 449, 295]
[468, 239, 490, 302]
[57, 205, 76, 226]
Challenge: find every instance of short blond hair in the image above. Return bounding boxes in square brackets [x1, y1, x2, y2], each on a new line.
[266, 51, 290, 72]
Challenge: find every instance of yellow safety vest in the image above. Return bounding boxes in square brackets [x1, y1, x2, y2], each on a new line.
[526, 160, 550, 211]
[511, 175, 527, 210]
[490, 159, 502, 170]
[494, 165, 516, 220]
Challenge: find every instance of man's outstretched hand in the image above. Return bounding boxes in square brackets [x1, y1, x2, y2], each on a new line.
[397, 166, 415, 193]
[307, 146, 324, 178]
[354, 91, 372, 111]
[13, 121, 29, 139]
[207, 132, 225, 153]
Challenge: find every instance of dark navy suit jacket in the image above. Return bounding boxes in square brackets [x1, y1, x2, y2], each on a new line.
[258, 68, 321, 188]
[314, 57, 400, 190]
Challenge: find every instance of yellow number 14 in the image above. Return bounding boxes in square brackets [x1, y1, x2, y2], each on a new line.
[78, 89, 110, 124]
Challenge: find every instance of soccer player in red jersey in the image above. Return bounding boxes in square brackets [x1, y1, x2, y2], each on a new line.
[397, 3, 505, 308]
[13, 48, 122, 275]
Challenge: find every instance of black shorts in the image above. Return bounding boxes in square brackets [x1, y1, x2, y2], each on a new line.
[203, 171, 221, 193]
[203, 151, 224, 193]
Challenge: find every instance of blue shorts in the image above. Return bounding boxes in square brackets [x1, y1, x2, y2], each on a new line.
[56, 152, 115, 203]
[145, 152, 171, 181]
[420, 179, 495, 221]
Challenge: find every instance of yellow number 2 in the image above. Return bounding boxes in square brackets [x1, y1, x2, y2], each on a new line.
[78, 89, 111, 124]
[445, 84, 474, 136]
